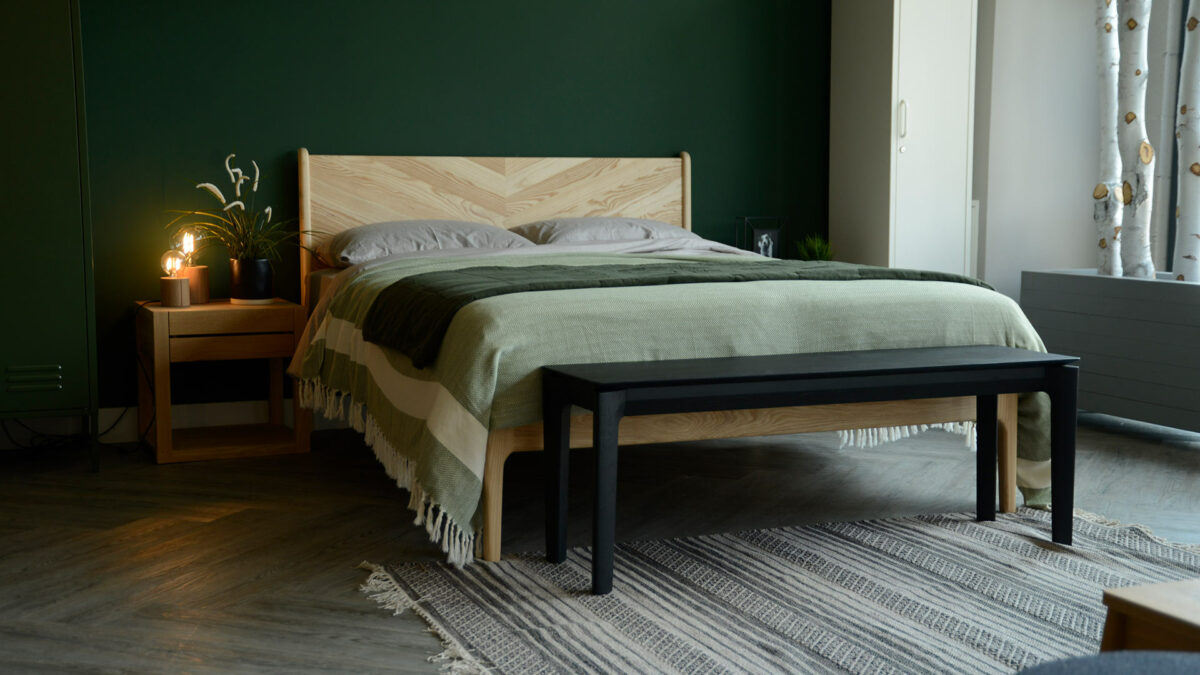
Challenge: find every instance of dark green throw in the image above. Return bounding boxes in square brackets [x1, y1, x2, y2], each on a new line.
[361, 259, 991, 368]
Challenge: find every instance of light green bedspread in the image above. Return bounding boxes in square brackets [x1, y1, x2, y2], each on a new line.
[296, 251, 1051, 565]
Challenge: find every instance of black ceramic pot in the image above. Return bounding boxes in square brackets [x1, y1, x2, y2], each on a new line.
[229, 258, 274, 305]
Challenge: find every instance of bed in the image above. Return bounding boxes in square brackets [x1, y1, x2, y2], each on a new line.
[292, 149, 1049, 565]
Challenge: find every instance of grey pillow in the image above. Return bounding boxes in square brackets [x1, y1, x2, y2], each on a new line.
[317, 220, 533, 266]
[510, 217, 699, 245]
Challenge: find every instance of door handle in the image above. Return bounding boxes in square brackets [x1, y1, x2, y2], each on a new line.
[898, 99, 908, 139]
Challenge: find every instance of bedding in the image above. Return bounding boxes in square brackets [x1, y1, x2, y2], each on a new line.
[362, 260, 990, 369]
[291, 239, 1052, 566]
[316, 219, 532, 266]
[307, 267, 341, 307]
[510, 216, 701, 245]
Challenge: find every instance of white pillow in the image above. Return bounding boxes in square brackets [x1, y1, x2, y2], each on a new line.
[510, 217, 699, 245]
[317, 220, 533, 266]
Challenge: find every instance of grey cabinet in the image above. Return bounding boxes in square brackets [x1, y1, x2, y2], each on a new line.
[1021, 270, 1200, 433]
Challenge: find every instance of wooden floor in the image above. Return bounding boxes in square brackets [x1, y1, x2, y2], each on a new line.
[0, 413, 1196, 672]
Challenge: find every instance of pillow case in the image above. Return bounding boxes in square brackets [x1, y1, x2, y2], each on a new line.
[510, 217, 699, 245]
[317, 220, 533, 266]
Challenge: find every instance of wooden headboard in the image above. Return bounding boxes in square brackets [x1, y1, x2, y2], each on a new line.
[297, 149, 692, 309]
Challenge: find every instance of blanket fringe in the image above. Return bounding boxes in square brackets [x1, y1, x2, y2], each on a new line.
[1072, 509, 1200, 553]
[302, 380, 477, 567]
[358, 562, 490, 674]
[837, 422, 976, 450]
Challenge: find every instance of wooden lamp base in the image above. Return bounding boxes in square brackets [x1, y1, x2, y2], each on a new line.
[160, 277, 190, 307]
[181, 265, 209, 304]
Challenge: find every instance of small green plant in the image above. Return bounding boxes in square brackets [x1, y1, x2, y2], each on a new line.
[167, 154, 297, 261]
[795, 234, 834, 261]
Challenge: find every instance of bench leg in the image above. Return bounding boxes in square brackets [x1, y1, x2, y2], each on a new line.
[976, 394, 998, 522]
[1050, 365, 1078, 545]
[592, 391, 625, 595]
[998, 393, 1018, 512]
[544, 389, 572, 564]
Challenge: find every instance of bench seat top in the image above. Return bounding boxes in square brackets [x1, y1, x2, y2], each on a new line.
[542, 346, 1077, 391]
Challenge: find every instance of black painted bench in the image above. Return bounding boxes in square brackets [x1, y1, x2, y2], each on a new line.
[542, 345, 1079, 595]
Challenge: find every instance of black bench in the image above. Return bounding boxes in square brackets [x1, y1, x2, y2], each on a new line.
[542, 345, 1079, 595]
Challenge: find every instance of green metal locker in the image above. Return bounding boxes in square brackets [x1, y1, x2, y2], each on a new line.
[0, 0, 98, 459]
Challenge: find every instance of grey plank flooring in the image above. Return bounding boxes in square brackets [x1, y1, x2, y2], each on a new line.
[0, 413, 1196, 672]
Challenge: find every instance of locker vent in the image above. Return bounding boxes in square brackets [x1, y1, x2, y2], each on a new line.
[5, 364, 63, 392]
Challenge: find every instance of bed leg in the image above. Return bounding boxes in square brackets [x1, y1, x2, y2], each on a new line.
[997, 393, 1019, 513]
[481, 430, 514, 562]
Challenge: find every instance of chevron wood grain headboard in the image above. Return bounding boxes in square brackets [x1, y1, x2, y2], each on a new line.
[297, 149, 692, 310]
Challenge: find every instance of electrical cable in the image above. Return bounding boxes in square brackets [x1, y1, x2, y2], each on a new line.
[3, 301, 165, 454]
[8, 419, 77, 450]
[98, 407, 128, 437]
[3, 406, 129, 447]
[0, 420, 38, 450]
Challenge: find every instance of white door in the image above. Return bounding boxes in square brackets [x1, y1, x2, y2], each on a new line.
[892, 0, 975, 274]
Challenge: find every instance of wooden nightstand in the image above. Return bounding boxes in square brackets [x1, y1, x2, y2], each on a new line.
[135, 299, 311, 463]
[1101, 578, 1200, 652]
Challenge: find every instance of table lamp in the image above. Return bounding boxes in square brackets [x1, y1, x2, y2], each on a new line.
[173, 230, 209, 304]
[160, 250, 190, 307]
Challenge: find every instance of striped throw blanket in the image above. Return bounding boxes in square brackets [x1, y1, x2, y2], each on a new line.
[293, 245, 1051, 565]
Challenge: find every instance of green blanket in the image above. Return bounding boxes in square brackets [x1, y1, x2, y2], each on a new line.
[296, 252, 1051, 566]
[362, 260, 991, 368]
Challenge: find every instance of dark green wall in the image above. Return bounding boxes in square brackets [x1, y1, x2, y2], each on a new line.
[81, 0, 831, 407]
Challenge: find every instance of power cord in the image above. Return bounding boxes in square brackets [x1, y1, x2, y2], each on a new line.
[3, 301, 163, 453]
[1, 407, 132, 451]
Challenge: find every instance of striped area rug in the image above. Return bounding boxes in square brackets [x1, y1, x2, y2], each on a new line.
[361, 510, 1200, 674]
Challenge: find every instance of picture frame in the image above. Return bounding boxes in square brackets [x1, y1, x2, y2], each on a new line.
[734, 216, 788, 258]
[751, 227, 781, 258]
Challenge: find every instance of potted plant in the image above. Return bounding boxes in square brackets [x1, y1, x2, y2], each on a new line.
[169, 154, 296, 305]
[795, 234, 834, 261]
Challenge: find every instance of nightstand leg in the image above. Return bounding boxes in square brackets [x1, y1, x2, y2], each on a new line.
[136, 336, 152, 447]
[269, 358, 284, 426]
[151, 312, 172, 461]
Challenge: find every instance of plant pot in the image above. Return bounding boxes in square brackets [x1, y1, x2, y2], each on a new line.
[229, 258, 274, 305]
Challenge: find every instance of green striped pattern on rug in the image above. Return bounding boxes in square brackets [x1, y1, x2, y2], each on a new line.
[362, 510, 1200, 674]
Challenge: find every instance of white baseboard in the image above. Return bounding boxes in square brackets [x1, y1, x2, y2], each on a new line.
[0, 400, 346, 450]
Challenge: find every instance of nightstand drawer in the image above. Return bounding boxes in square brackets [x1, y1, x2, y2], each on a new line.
[169, 305, 295, 336]
[170, 333, 296, 362]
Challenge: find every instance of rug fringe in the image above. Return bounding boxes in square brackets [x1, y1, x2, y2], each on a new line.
[358, 562, 491, 674]
[1072, 508, 1200, 553]
[358, 561, 414, 615]
[303, 380, 477, 567]
[837, 422, 976, 450]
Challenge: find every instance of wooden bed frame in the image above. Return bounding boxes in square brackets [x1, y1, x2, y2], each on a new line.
[296, 148, 1018, 562]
